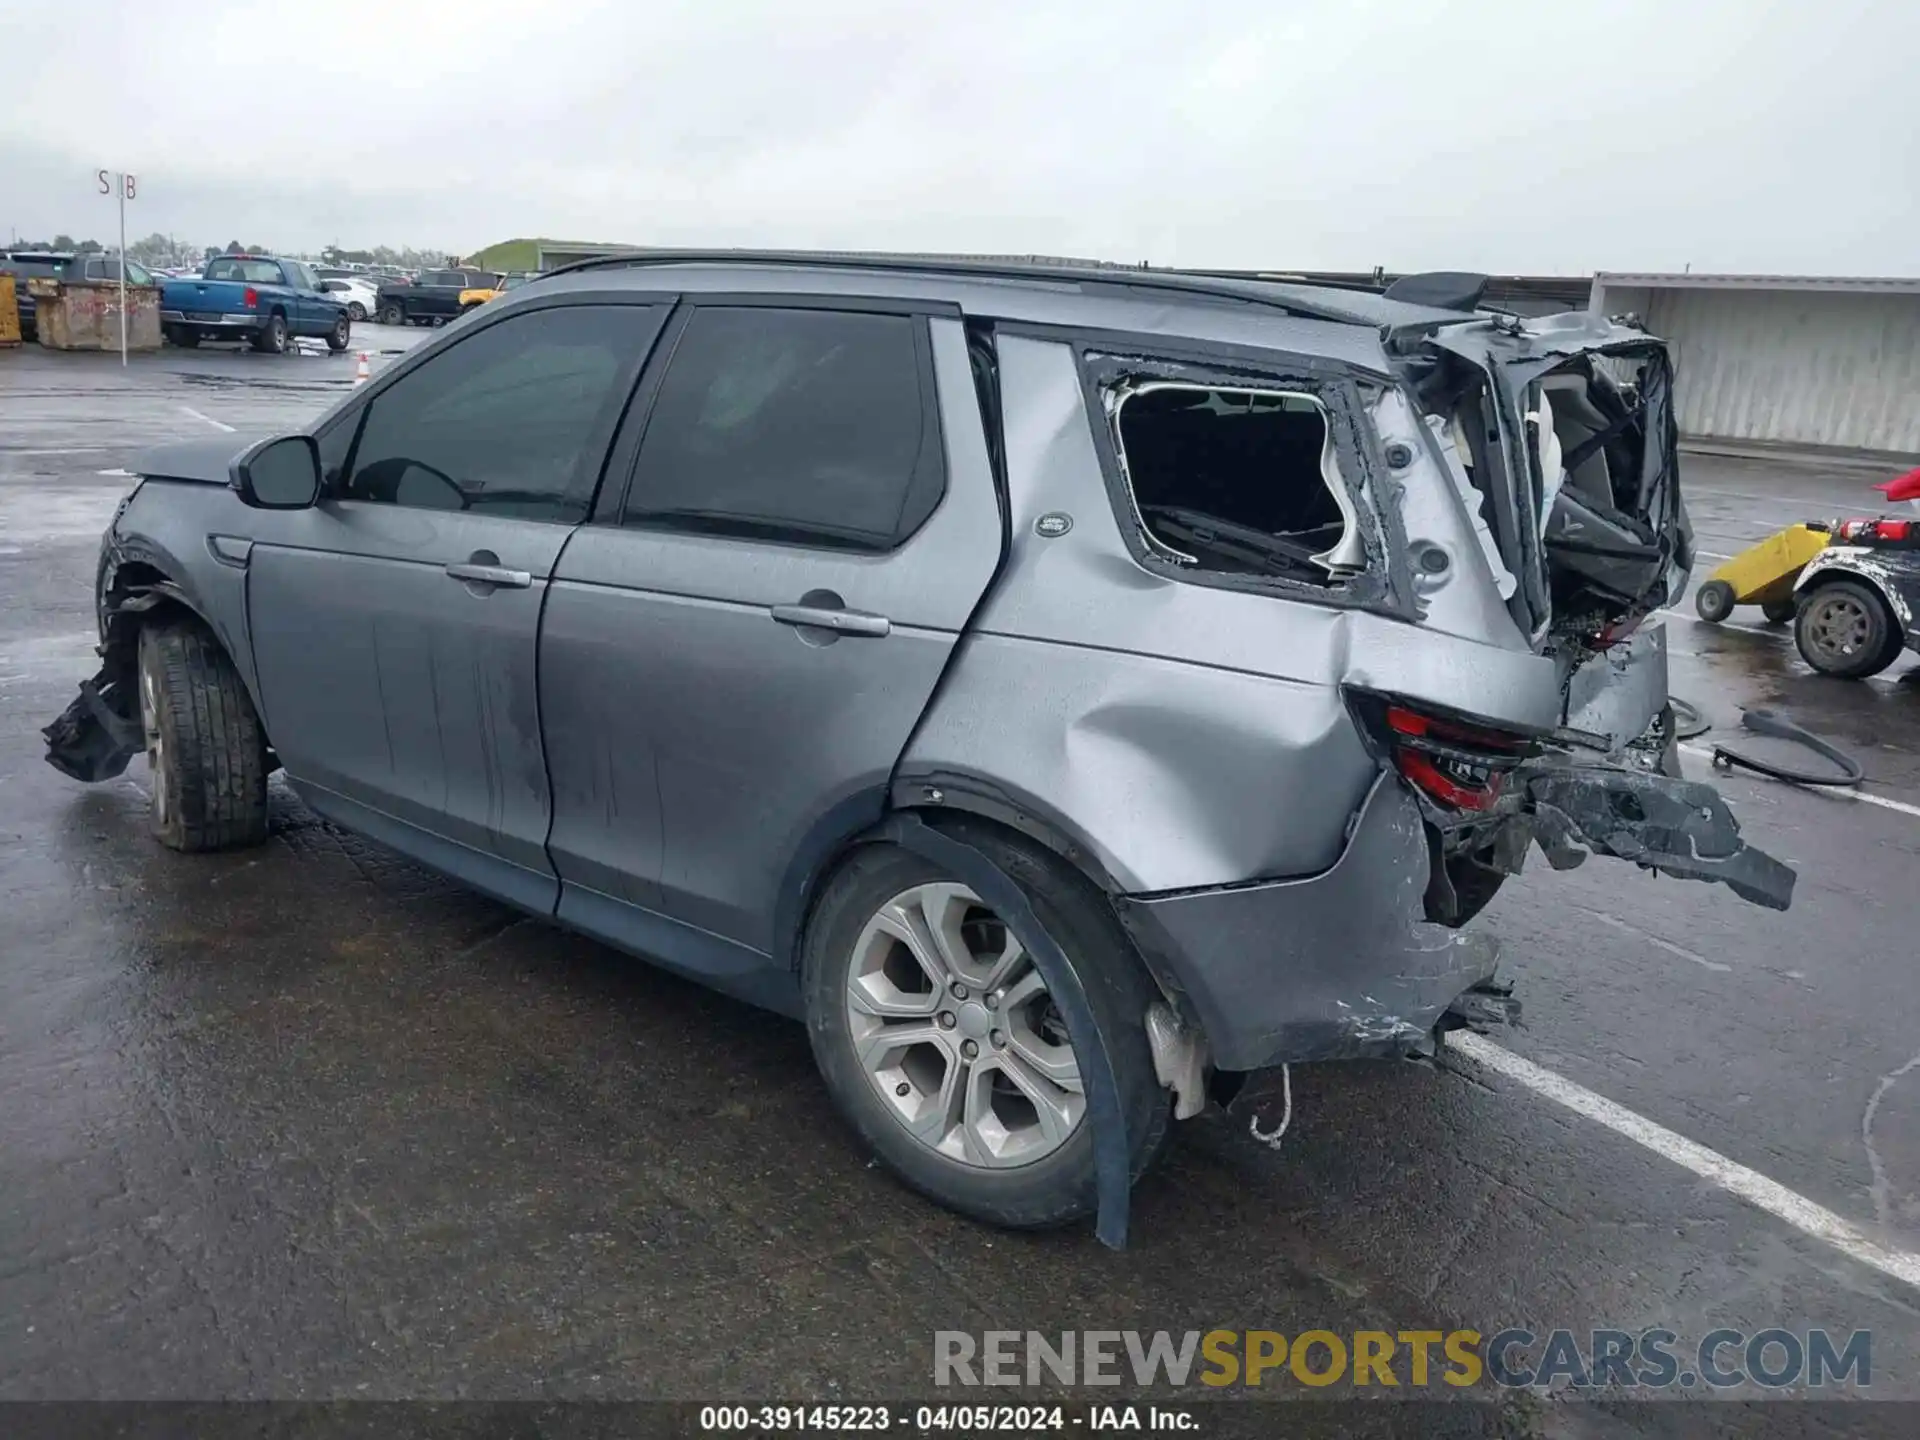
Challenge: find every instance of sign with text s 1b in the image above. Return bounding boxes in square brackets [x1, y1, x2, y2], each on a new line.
[97, 169, 136, 199]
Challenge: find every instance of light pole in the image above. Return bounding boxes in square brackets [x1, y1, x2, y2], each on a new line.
[96, 168, 136, 364]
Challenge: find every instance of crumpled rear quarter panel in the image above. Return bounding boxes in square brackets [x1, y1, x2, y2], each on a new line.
[898, 333, 1565, 895]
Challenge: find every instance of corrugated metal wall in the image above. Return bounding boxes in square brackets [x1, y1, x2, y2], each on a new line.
[1646, 288, 1920, 453]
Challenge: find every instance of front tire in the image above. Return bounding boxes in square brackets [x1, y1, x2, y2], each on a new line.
[137, 621, 270, 851]
[1795, 580, 1901, 679]
[803, 832, 1172, 1230]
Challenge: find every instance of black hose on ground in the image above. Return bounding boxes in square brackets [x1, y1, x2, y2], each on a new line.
[1710, 707, 1865, 788]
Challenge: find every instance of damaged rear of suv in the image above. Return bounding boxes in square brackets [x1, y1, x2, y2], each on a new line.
[43, 255, 1790, 1242]
[921, 280, 1792, 1097]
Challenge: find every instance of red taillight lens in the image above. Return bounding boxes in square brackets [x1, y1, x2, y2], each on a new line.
[1376, 702, 1533, 812]
[242, 286, 258, 308]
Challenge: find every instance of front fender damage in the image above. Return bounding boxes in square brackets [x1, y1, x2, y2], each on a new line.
[40, 589, 170, 783]
[1524, 763, 1796, 911]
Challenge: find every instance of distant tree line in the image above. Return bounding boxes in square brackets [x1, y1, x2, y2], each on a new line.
[9, 232, 455, 269]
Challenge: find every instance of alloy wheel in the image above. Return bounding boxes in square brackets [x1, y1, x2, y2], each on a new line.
[845, 882, 1084, 1168]
[139, 652, 171, 831]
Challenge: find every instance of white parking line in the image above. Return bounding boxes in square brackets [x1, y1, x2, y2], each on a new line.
[1451, 1031, 1920, 1292]
[1678, 743, 1920, 821]
[179, 406, 235, 433]
[1588, 910, 1730, 972]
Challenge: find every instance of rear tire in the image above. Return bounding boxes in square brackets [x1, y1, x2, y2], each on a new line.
[802, 830, 1173, 1230]
[137, 622, 270, 852]
[378, 302, 405, 326]
[252, 311, 289, 354]
[1761, 597, 1798, 625]
[165, 324, 201, 348]
[326, 314, 351, 353]
[1795, 579, 1900, 679]
[1694, 579, 1736, 623]
[347, 302, 368, 322]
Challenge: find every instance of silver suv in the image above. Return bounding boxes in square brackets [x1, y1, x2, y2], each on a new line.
[45, 253, 1792, 1236]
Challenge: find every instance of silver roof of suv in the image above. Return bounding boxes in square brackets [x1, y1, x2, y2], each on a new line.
[532, 249, 1476, 348]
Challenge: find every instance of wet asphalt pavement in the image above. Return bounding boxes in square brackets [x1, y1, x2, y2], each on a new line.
[3, 337, 1920, 1434]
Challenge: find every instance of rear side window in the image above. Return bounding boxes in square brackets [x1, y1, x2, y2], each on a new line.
[340, 304, 661, 523]
[204, 258, 285, 284]
[622, 306, 943, 552]
[1113, 383, 1360, 584]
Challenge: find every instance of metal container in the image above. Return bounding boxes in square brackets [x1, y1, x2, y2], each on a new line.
[27, 276, 162, 352]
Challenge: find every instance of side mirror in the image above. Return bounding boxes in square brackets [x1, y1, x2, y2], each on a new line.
[234, 435, 322, 510]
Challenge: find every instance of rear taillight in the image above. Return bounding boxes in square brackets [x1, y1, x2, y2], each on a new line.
[242, 286, 258, 308]
[1353, 696, 1535, 812]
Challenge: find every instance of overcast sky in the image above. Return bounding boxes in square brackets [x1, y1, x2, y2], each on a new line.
[3, 0, 1915, 274]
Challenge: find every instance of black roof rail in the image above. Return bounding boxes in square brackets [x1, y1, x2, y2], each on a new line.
[536, 248, 1385, 326]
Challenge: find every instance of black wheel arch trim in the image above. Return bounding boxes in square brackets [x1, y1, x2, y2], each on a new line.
[865, 811, 1133, 1250]
[99, 541, 270, 734]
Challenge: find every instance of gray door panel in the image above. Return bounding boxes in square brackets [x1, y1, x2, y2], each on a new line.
[541, 315, 1002, 956]
[248, 506, 569, 890]
[245, 300, 669, 910]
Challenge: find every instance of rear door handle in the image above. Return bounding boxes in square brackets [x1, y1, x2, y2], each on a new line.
[445, 562, 531, 589]
[770, 604, 891, 638]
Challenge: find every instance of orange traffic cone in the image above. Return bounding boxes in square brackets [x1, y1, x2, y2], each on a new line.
[354, 352, 370, 385]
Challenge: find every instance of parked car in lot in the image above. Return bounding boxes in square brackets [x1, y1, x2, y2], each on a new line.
[318, 275, 380, 321]
[376, 267, 499, 326]
[456, 272, 537, 314]
[43, 253, 1793, 1231]
[160, 255, 352, 353]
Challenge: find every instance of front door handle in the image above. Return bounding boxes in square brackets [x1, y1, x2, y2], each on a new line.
[445, 561, 531, 589]
[770, 603, 891, 638]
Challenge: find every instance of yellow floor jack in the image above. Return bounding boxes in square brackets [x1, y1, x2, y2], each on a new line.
[1692, 523, 1834, 625]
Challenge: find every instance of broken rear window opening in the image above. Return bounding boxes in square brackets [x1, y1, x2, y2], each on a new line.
[1112, 383, 1364, 585]
[1534, 345, 1688, 634]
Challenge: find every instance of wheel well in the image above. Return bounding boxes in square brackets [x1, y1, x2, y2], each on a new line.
[788, 805, 1197, 1027]
[1803, 571, 1897, 611]
[99, 567, 250, 720]
[788, 804, 1122, 964]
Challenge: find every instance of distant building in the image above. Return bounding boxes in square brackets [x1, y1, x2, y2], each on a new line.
[1589, 273, 1920, 456]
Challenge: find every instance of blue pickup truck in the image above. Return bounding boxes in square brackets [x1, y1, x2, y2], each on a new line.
[160, 256, 352, 353]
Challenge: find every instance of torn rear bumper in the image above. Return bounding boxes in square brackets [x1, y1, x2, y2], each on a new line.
[1524, 763, 1796, 911]
[1113, 755, 1795, 1073]
[1115, 773, 1499, 1072]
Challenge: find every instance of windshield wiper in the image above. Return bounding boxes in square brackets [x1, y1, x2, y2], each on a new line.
[1137, 504, 1331, 579]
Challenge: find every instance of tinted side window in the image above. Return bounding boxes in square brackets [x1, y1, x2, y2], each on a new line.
[341, 305, 658, 523]
[623, 307, 943, 552]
